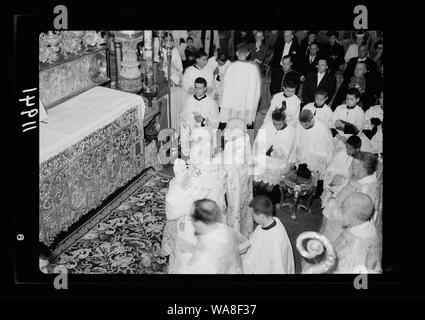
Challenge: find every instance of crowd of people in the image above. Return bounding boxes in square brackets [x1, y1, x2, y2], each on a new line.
[157, 30, 383, 274]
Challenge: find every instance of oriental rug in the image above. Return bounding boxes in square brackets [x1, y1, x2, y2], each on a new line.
[47, 168, 172, 274]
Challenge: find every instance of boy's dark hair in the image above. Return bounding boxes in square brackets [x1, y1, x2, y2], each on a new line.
[194, 77, 207, 87]
[196, 50, 208, 59]
[284, 79, 297, 89]
[248, 195, 273, 217]
[272, 109, 286, 122]
[237, 42, 249, 55]
[347, 88, 361, 99]
[217, 50, 228, 62]
[281, 55, 292, 63]
[346, 135, 362, 150]
[299, 109, 314, 123]
[315, 86, 328, 98]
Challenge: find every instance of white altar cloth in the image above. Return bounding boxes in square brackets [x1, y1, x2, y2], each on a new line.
[40, 87, 145, 164]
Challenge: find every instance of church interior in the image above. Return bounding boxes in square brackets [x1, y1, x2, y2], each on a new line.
[39, 30, 383, 274]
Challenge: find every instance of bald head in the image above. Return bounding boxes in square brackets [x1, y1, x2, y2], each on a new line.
[342, 192, 375, 223]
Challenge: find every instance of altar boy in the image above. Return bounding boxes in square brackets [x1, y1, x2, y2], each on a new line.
[332, 88, 365, 153]
[180, 77, 219, 157]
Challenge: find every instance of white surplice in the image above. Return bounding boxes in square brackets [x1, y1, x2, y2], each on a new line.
[303, 102, 334, 129]
[182, 65, 215, 97]
[179, 223, 243, 274]
[333, 104, 365, 152]
[253, 121, 296, 185]
[333, 221, 382, 274]
[180, 95, 219, 157]
[242, 217, 295, 274]
[219, 60, 262, 125]
[263, 93, 301, 128]
[363, 104, 383, 154]
[206, 57, 231, 105]
[291, 119, 334, 178]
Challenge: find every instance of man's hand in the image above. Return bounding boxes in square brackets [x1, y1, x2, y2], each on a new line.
[336, 134, 347, 143]
[194, 114, 204, 123]
[300, 75, 305, 82]
[187, 87, 195, 95]
[334, 120, 344, 129]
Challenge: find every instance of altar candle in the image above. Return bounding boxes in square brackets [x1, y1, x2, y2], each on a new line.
[144, 31, 152, 50]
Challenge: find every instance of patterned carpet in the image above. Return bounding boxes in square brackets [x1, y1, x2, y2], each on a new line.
[47, 168, 172, 274]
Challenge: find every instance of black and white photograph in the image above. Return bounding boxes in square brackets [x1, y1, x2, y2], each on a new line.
[37, 29, 384, 275]
[7, 2, 422, 305]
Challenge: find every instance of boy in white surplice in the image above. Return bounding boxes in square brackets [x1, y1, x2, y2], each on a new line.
[241, 195, 295, 274]
[180, 77, 219, 158]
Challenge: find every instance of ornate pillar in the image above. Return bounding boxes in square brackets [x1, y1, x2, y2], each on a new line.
[114, 31, 143, 93]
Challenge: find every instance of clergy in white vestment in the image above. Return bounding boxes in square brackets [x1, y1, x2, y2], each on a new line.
[321, 151, 380, 243]
[332, 192, 382, 273]
[159, 33, 184, 136]
[363, 91, 383, 154]
[179, 199, 243, 274]
[332, 88, 365, 153]
[182, 50, 215, 100]
[241, 195, 295, 274]
[206, 50, 231, 106]
[263, 79, 301, 128]
[302, 87, 334, 130]
[291, 109, 334, 181]
[162, 129, 227, 274]
[218, 43, 262, 126]
[180, 77, 219, 157]
[321, 135, 362, 206]
[217, 118, 254, 238]
[252, 109, 296, 189]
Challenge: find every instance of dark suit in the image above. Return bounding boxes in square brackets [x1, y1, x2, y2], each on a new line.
[269, 68, 300, 96]
[332, 72, 380, 111]
[320, 42, 345, 74]
[343, 57, 378, 82]
[301, 71, 337, 105]
[299, 55, 321, 77]
[271, 32, 300, 71]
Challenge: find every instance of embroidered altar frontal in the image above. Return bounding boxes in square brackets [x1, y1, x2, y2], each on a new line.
[39, 107, 144, 246]
[39, 85, 147, 246]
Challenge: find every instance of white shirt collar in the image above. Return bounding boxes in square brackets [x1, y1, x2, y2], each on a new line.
[284, 41, 292, 47]
[349, 221, 377, 239]
[357, 172, 377, 184]
[358, 57, 367, 62]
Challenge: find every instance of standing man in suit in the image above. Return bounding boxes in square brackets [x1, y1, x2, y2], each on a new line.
[321, 31, 345, 75]
[271, 30, 300, 73]
[302, 58, 336, 105]
[299, 42, 321, 81]
[343, 44, 377, 82]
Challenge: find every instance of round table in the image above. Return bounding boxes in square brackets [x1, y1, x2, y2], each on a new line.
[278, 170, 316, 220]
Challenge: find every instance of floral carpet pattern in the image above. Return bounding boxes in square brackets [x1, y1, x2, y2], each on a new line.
[48, 168, 172, 274]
